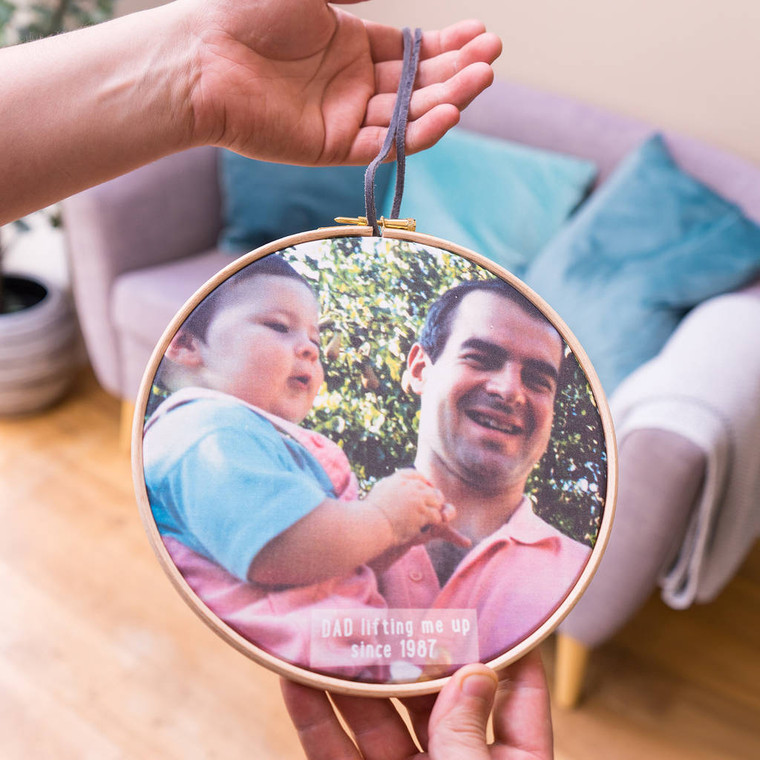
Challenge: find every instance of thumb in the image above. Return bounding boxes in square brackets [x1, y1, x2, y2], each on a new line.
[427, 664, 497, 759]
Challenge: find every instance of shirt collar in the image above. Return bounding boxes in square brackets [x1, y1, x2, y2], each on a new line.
[495, 497, 561, 545]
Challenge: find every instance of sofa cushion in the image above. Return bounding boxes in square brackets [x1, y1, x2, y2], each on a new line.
[524, 133, 760, 395]
[218, 151, 393, 252]
[389, 128, 597, 275]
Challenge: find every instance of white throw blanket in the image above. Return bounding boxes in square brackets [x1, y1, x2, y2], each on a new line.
[610, 280, 760, 608]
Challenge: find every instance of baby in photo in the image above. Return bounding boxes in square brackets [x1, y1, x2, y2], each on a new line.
[143, 254, 466, 671]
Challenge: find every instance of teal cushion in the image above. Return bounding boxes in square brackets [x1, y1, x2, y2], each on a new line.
[388, 128, 597, 275]
[524, 134, 760, 394]
[218, 151, 393, 252]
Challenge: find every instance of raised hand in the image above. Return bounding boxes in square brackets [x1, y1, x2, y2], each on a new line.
[186, 0, 502, 164]
[0, 0, 500, 222]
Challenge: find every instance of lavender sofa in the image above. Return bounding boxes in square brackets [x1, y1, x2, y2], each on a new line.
[62, 78, 760, 706]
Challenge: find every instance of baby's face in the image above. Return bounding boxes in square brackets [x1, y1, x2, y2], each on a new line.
[199, 274, 324, 423]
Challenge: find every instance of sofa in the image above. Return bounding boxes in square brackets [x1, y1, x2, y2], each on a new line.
[61, 77, 760, 706]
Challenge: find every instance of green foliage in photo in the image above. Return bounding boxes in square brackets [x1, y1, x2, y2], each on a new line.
[285, 236, 490, 484]
[283, 236, 608, 547]
[528, 351, 607, 547]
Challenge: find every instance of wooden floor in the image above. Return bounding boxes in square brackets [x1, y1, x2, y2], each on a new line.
[2, 367, 759, 759]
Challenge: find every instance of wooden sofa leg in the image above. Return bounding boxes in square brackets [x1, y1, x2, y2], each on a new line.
[120, 399, 136, 454]
[553, 634, 590, 709]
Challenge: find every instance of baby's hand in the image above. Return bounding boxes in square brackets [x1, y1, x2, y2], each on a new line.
[365, 469, 448, 545]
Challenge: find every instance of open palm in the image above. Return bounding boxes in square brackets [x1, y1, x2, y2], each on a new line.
[187, 0, 502, 164]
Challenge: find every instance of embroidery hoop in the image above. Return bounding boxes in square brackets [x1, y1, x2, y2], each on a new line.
[132, 222, 617, 697]
[132, 27, 616, 696]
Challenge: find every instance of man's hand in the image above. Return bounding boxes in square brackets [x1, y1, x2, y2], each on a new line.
[281, 649, 554, 759]
[186, 0, 502, 164]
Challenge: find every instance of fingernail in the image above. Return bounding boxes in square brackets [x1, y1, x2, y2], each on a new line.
[461, 670, 497, 699]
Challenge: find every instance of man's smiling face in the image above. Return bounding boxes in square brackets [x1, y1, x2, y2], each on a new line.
[410, 289, 563, 494]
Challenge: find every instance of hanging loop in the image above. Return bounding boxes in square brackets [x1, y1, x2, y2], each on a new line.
[363, 27, 422, 235]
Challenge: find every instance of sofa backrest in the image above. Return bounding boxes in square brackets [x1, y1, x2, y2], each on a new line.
[460, 79, 760, 225]
[62, 146, 222, 397]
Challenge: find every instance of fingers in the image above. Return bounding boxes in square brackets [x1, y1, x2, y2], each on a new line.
[345, 20, 499, 165]
[415, 59, 495, 116]
[365, 18, 492, 63]
[280, 678, 360, 760]
[422, 20, 495, 60]
[419, 502, 473, 548]
[426, 663, 497, 759]
[347, 100, 463, 163]
[355, 36, 496, 165]
[364, 61, 494, 127]
[392, 469, 445, 504]
[492, 649, 554, 756]
[330, 693, 420, 760]
[427, 524, 472, 549]
[405, 656, 553, 758]
[374, 31, 501, 94]
[347, 101, 461, 163]
[402, 103, 461, 155]
[418, 480, 447, 529]
[440, 502, 456, 523]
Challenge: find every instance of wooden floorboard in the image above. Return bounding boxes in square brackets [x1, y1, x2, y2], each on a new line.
[1, 367, 759, 759]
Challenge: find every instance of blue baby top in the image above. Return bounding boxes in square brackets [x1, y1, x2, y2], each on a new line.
[143, 394, 336, 582]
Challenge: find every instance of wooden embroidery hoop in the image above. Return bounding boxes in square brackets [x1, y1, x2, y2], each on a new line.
[132, 222, 617, 697]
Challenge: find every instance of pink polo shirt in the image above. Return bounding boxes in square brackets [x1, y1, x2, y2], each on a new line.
[163, 535, 387, 676]
[378, 498, 592, 663]
[155, 389, 591, 677]
[154, 389, 389, 678]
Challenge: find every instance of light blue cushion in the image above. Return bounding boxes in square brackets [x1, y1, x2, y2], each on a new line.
[524, 134, 760, 394]
[218, 151, 393, 252]
[387, 128, 597, 275]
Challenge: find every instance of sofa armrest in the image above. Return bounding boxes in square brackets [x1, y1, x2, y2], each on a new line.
[62, 146, 222, 397]
[559, 427, 706, 647]
[560, 278, 760, 647]
[608, 276, 760, 606]
[63, 146, 222, 277]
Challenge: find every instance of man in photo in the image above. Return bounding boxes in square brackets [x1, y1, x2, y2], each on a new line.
[379, 279, 593, 661]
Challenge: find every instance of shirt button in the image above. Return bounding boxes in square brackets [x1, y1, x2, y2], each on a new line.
[409, 570, 423, 582]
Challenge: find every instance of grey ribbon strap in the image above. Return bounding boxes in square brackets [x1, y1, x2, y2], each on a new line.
[364, 27, 423, 235]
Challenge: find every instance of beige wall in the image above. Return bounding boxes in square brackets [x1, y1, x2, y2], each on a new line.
[118, 0, 760, 164]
